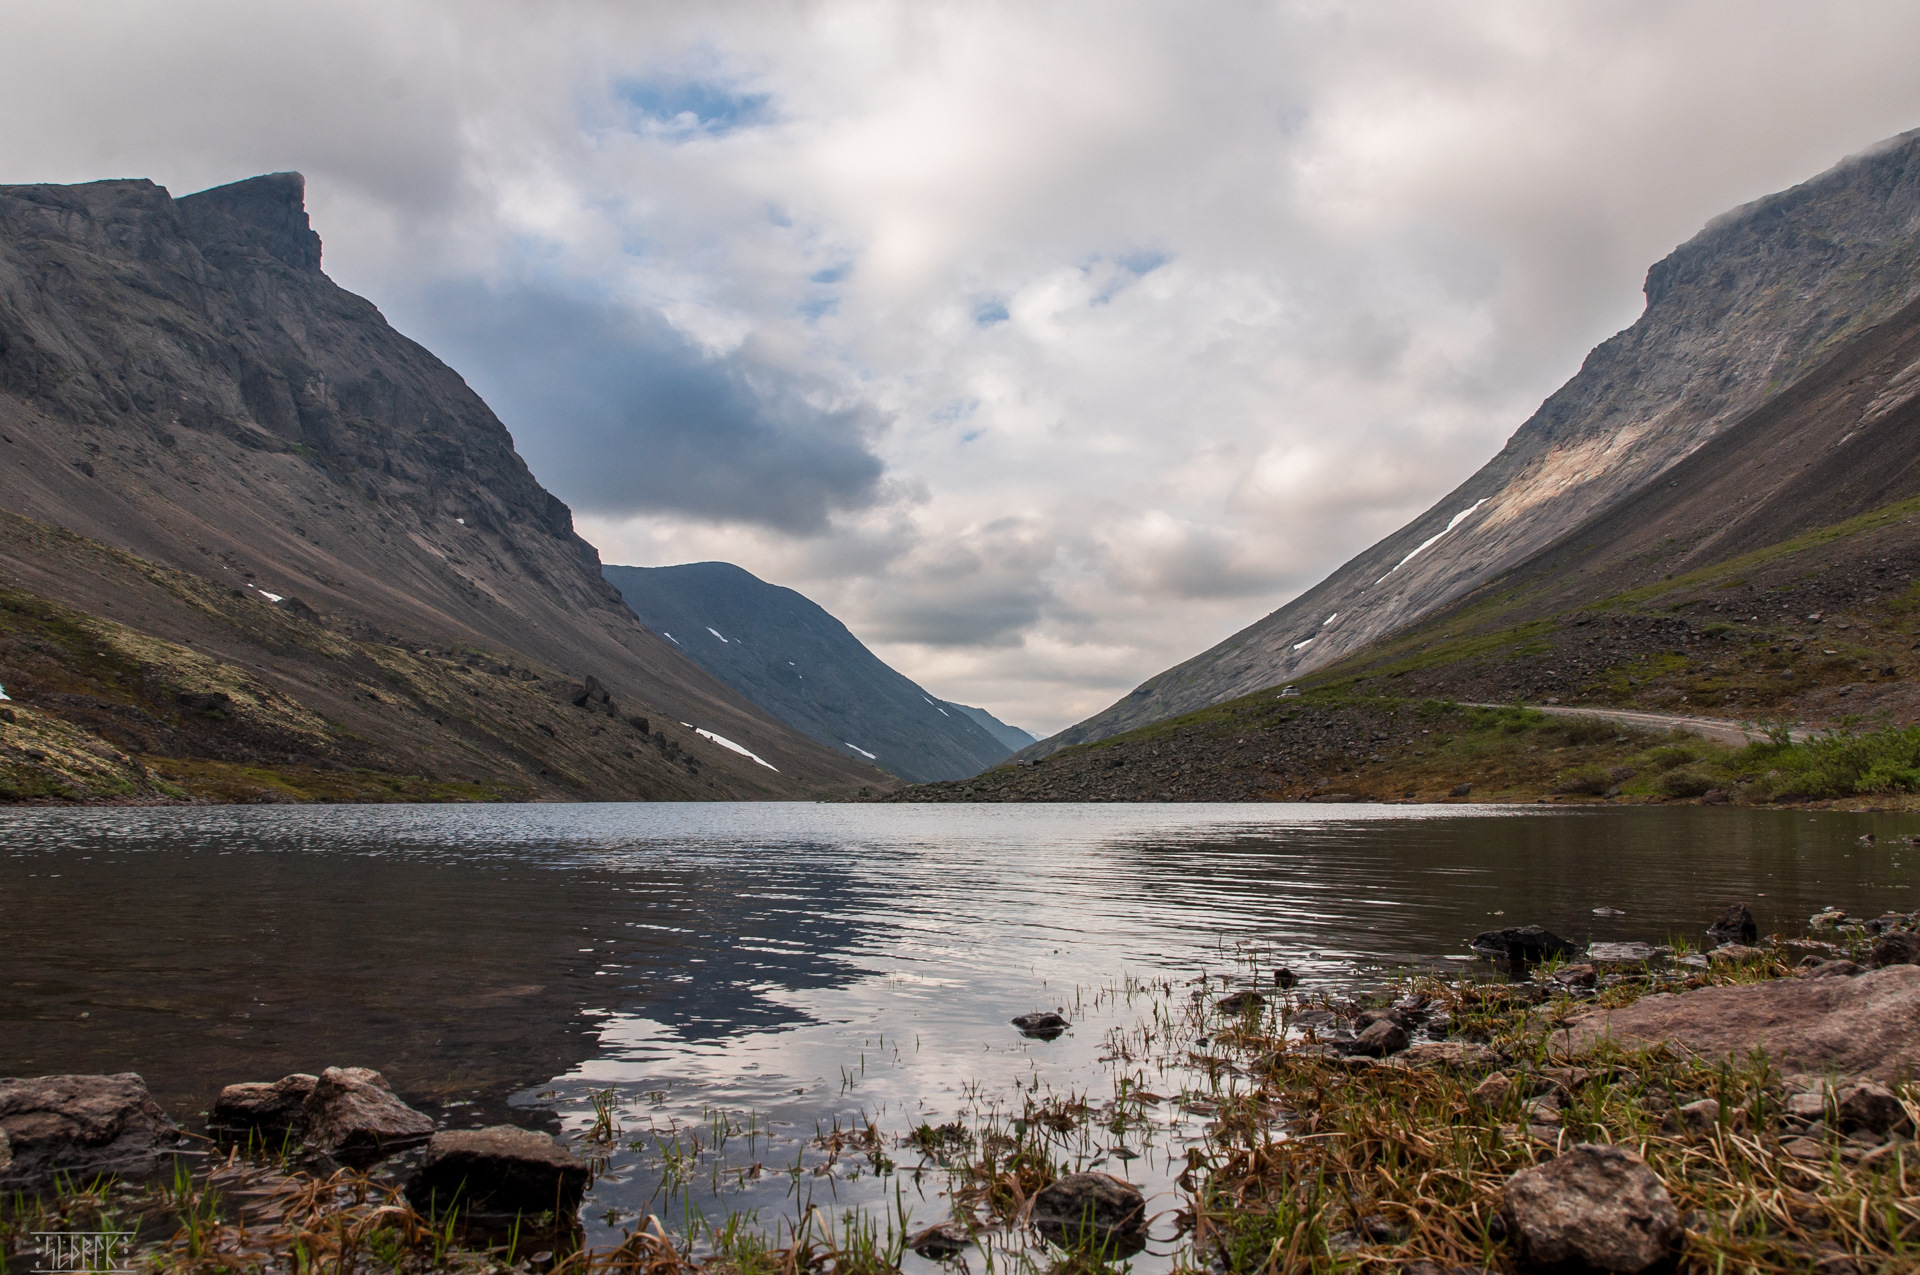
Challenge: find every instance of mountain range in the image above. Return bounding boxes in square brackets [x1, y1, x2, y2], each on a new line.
[1028, 127, 1920, 759]
[604, 561, 1032, 783]
[0, 172, 891, 802]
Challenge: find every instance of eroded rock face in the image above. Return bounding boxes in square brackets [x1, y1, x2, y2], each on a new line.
[301, 1067, 432, 1165]
[0, 1073, 179, 1189]
[405, 1126, 588, 1218]
[210, 1073, 316, 1144]
[1563, 965, 1920, 1083]
[1501, 1144, 1680, 1274]
[1031, 1172, 1147, 1253]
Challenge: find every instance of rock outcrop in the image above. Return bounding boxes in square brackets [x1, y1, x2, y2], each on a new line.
[1565, 964, 1920, 1082]
[301, 1067, 433, 1165]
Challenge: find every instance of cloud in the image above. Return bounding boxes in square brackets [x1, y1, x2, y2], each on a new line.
[8, 0, 1920, 732]
[413, 281, 888, 533]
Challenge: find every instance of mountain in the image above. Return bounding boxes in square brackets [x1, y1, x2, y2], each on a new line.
[0, 172, 891, 802]
[946, 702, 1036, 752]
[900, 260, 1920, 803]
[1030, 127, 1920, 757]
[603, 561, 1017, 782]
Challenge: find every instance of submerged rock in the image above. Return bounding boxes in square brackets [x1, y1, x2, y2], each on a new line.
[1470, 926, 1579, 965]
[1011, 1012, 1070, 1040]
[1500, 1143, 1680, 1274]
[1588, 942, 1668, 964]
[1563, 965, 1920, 1083]
[1273, 967, 1299, 989]
[908, 1221, 973, 1259]
[302, 1067, 433, 1165]
[0, 1073, 180, 1190]
[1030, 1171, 1147, 1253]
[1216, 990, 1267, 1015]
[405, 1126, 588, 1218]
[1707, 903, 1759, 947]
[210, 1073, 316, 1144]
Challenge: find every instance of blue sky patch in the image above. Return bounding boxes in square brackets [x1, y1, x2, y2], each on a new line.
[973, 298, 1010, 326]
[617, 79, 771, 136]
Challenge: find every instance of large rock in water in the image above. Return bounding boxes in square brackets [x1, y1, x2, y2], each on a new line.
[301, 1067, 433, 1164]
[1470, 926, 1579, 964]
[405, 1126, 588, 1218]
[1563, 965, 1920, 1082]
[1501, 1144, 1681, 1274]
[1706, 903, 1758, 947]
[1030, 1172, 1148, 1253]
[210, 1073, 316, 1144]
[0, 1073, 179, 1189]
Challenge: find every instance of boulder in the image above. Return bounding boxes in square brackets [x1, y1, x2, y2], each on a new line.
[1500, 1144, 1681, 1274]
[1471, 1074, 1514, 1110]
[210, 1073, 316, 1144]
[1349, 1019, 1410, 1057]
[1871, 931, 1920, 968]
[0, 1073, 179, 1189]
[1553, 963, 1599, 988]
[1562, 965, 1920, 1083]
[1273, 967, 1299, 989]
[405, 1126, 588, 1218]
[301, 1067, 433, 1165]
[1678, 1098, 1720, 1132]
[1030, 1172, 1147, 1252]
[1470, 926, 1579, 965]
[1011, 1012, 1070, 1040]
[1707, 903, 1758, 947]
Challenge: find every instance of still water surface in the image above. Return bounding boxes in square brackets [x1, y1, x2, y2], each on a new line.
[3, 802, 1917, 1261]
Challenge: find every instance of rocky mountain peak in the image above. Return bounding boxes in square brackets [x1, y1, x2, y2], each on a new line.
[177, 172, 322, 272]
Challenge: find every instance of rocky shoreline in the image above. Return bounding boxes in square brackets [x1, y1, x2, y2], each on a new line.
[4, 904, 1918, 1274]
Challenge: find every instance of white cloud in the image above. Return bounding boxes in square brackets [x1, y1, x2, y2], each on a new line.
[6, 1, 1920, 734]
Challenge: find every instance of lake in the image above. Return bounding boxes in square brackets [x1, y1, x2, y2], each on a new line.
[3, 802, 1914, 1267]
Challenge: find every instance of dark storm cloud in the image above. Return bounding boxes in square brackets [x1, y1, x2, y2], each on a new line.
[414, 282, 887, 533]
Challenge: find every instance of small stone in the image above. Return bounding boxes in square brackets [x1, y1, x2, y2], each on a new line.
[1449, 783, 1472, 798]
[1397, 1041, 1497, 1071]
[1783, 1136, 1828, 1160]
[1349, 1018, 1410, 1057]
[1472, 1073, 1514, 1110]
[1786, 1091, 1828, 1120]
[909, 1222, 972, 1258]
[1836, 1082, 1907, 1135]
[1588, 942, 1668, 964]
[1870, 932, 1920, 968]
[302, 1067, 433, 1165]
[1709, 944, 1765, 964]
[1795, 959, 1863, 979]
[1216, 990, 1267, 1015]
[1030, 1171, 1147, 1251]
[405, 1126, 589, 1218]
[1524, 1098, 1564, 1126]
[1273, 967, 1298, 989]
[1011, 1012, 1070, 1039]
[1553, 963, 1598, 988]
[1679, 1098, 1720, 1132]
[1707, 903, 1759, 947]
[1500, 1143, 1681, 1274]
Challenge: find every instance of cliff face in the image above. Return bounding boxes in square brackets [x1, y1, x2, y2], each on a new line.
[1034, 127, 1920, 755]
[0, 173, 889, 800]
[604, 561, 1015, 783]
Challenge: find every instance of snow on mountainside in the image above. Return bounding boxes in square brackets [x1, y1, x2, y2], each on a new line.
[1030, 127, 1920, 756]
[605, 561, 1016, 783]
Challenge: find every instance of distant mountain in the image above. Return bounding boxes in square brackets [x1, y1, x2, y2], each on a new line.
[1029, 128, 1920, 757]
[0, 172, 887, 802]
[604, 562, 1017, 783]
[946, 702, 1036, 752]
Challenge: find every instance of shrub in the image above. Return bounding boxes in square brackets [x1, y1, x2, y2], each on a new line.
[1657, 766, 1717, 798]
[1551, 765, 1612, 796]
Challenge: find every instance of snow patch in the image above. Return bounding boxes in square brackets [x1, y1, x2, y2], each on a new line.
[692, 728, 778, 771]
[257, 589, 283, 602]
[1322, 613, 1339, 626]
[1374, 499, 1487, 585]
[0, 685, 11, 701]
[843, 742, 877, 760]
[662, 632, 680, 644]
[922, 696, 950, 717]
[706, 627, 729, 643]
[1291, 638, 1315, 652]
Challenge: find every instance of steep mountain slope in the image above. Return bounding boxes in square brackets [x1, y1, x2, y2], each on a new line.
[904, 286, 1920, 805]
[1034, 127, 1920, 756]
[604, 561, 1014, 782]
[948, 702, 1036, 752]
[0, 172, 890, 801]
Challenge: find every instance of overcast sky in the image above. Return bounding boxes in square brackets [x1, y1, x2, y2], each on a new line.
[6, 2, 1920, 734]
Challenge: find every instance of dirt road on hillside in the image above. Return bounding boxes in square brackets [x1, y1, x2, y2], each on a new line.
[1468, 702, 1810, 746]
